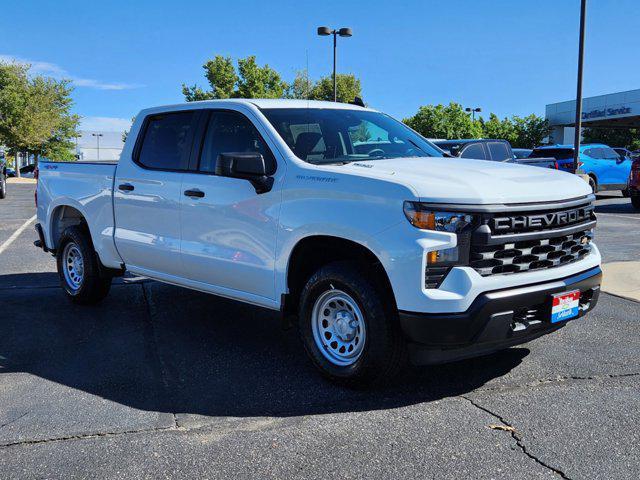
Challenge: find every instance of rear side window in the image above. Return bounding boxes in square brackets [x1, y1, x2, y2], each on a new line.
[460, 143, 487, 160]
[487, 142, 511, 161]
[137, 111, 197, 170]
[199, 111, 276, 174]
[601, 147, 620, 160]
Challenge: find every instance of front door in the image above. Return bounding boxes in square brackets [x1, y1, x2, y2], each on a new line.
[114, 110, 199, 277]
[179, 109, 281, 302]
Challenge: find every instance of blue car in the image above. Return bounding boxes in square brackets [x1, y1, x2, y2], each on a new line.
[530, 144, 632, 194]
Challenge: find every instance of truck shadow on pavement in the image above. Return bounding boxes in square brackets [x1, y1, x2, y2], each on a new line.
[0, 273, 527, 418]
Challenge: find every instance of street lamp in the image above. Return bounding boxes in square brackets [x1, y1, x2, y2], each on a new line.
[572, 0, 587, 175]
[317, 26, 353, 102]
[465, 107, 482, 122]
[92, 133, 103, 162]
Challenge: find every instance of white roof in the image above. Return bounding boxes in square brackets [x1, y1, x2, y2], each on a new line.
[147, 98, 374, 112]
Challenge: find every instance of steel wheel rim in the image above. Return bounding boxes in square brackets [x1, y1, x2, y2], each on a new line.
[62, 242, 84, 291]
[311, 289, 366, 366]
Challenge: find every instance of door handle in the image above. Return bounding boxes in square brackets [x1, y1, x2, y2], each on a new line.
[184, 189, 205, 198]
[118, 183, 134, 192]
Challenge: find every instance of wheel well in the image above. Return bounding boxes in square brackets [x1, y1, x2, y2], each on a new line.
[50, 206, 88, 249]
[284, 235, 396, 316]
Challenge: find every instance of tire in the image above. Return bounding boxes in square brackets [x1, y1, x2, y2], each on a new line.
[632, 195, 640, 211]
[56, 225, 112, 304]
[298, 261, 406, 387]
[622, 188, 631, 198]
[0, 175, 6, 199]
[588, 177, 597, 194]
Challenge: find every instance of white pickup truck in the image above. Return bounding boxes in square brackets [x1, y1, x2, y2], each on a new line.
[35, 99, 601, 385]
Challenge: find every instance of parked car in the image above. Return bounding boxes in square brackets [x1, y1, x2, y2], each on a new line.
[35, 99, 601, 386]
[531, 144, 633, 194]
[6, 167, 16, 177]
[629, 157, 640, 210]
[433, 139, 557, 169]
[512, 148, 533, 159]
[0, 157, 6, 199]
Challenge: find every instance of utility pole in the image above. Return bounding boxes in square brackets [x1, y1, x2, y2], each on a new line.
[573, 0, 587, 174]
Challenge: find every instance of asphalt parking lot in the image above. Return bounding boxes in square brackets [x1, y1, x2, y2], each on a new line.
[1, 182, 639, 479]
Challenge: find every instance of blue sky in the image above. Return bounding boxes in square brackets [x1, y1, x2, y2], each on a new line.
[2, 0, 638, 132]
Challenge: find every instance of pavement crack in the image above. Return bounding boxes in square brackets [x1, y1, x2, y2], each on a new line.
[0, 411, 29, 431]
[0, 425, 177, 449]
[462, 395, 572, 480]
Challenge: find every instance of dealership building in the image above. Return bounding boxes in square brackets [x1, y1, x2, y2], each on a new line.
[546, 88, 640, 144]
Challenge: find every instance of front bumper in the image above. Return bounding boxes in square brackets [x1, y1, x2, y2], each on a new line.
[399, 266, 601, 365]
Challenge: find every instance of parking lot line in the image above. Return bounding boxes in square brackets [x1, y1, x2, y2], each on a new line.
[0, 214, 36, 256]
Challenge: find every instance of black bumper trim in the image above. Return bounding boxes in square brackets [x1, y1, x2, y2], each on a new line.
[399, 266, 602, 365]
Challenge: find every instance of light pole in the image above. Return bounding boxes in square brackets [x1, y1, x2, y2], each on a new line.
[92, 133, 103, 161]
[317, 26, 353, 102]
[465, 107, 482, 122]
[573, 0, 587, 174]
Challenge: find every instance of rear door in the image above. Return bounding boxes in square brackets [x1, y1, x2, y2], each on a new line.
[114, 110, 200, 277]
[179, 108, 282, 302]
[600, 147, 632, 186]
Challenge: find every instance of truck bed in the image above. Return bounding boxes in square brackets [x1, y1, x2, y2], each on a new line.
[37, 160, 118, 264]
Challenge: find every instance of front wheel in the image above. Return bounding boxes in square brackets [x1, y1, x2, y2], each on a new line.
[56, 226, 112, 304]
[298, 261, 406, 387]
[632, 195, 640, 211]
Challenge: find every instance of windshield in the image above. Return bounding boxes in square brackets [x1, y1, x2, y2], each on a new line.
[261, 108, 442, 164]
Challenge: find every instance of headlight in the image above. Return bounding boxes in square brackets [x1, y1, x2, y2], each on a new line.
[403, 202, 475, 232]
[403, 202, 478, 288]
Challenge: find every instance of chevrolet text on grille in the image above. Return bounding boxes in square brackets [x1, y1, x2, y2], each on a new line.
[492, 205, 595, 232]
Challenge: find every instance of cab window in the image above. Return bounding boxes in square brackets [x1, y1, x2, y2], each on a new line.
[487, 142, 511, 161]
[460, 143, 487, 160]
[199, 111, 276, 174]
[136, 111, 197, 170]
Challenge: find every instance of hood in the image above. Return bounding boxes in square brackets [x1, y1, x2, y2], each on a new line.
[338, 157, 592, 205]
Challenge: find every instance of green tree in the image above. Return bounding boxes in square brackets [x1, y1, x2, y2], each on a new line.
[403, 103, 483, 139]
[309, 74, 362, 103]
[482, 113, 517, 144]
[582, 127, 640, 150]
[286, 69, 313, 99]
[511, 114, 550, 148]
[0, 62, 79, 167]
[182, 55, 287, 101]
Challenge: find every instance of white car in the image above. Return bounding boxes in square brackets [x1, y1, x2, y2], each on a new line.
[35, 99, 601, 386]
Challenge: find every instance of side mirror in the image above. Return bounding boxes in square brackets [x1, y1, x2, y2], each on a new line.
[216, 152, 274, 194]
[449, 146, 461, 157]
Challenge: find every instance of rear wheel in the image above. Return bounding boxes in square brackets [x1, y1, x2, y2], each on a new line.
[632, 195, 640, 211]
[298, 261, 406, 387]
[588, 177, 597, 194]
[56, 226, 112, 304]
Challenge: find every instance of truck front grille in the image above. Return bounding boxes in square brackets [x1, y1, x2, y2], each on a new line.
[469, 198, 596, 277]
[470, 230, 593, 276]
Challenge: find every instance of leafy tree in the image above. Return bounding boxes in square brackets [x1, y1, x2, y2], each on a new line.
[0, 62, 79, 173]
[403, 103, 483, 139]
[582, 127, 640, 150]
[511, 114, 550, 149]
[482, 113, 517, 144]
[286, 69, 313, 100]
[182, 55, 287, 101]
[309, 74, 362, 103]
